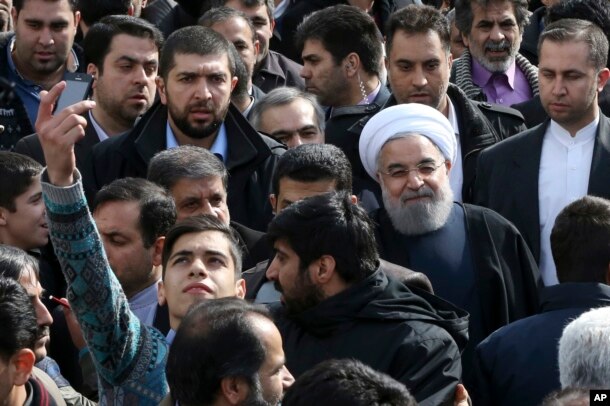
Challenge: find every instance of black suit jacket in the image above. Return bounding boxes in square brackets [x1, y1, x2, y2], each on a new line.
[88, 101, 285, 231]
[474, 112, 610, 262]
[13, 112, 100, 171]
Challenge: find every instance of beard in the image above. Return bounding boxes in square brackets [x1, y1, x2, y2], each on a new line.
[167, 99, 229, 140]
[242, 376, 280, 406]
[473, 39, 519, 74]
[275, 268, 324, 317]
[383, 182, 454, 236]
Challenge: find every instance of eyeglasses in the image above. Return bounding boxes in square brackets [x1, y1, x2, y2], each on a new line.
[378, 161, 446, 179]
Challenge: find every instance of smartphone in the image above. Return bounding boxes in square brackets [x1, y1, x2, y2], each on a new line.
[54, 72, 94, 113]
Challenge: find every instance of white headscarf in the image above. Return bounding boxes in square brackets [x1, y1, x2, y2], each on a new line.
[359, 103, 457, 180]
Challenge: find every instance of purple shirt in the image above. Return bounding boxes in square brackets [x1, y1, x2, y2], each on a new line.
[471, 58, 532, 105]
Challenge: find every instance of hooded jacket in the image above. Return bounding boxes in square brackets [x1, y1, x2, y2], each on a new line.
[271, 269, 469, 406]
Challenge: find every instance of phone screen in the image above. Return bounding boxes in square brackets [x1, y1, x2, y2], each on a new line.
[55, 78, 92, 113]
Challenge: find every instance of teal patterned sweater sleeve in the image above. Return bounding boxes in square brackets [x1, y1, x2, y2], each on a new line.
[42, 171, 169, 405]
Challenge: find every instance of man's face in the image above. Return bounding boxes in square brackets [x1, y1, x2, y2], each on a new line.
[377, 135, 454, 236]
[463, 0, 522, 74]
[538, 39, 609, 135]
[170, 176, 230, 223]
[300, 39, 350, 107]
[246, 315, 294, 406]
[157, 53, 237, 141]
[18, 267, 53, 361]
[387, 30, 452, 113]
[224, 0, 273, 63]
[11, 0, 79, 80]
[450, 20, 466, 60]
[93, 200, 158, 299]
[266, 239, 324, 316]
[270, 178, 336, 213]
[90, 34, 158, 130]
[159, 231, 245, 329]
[210, 17, 259, 81]
[0, 178, 48, 251]
[257, 99, 324, 148]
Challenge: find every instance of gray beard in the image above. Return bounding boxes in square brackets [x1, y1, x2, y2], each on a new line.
[473, 39, 518, 74]
[383, 183, 454, 236]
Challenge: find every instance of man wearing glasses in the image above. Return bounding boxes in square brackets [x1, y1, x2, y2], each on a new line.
[360, 103, 541, 389]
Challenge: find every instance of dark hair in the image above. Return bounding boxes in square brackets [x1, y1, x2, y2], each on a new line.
[199, 6, 257, 43]
[267, 191, 379, 284]
[283, 359, 417, 406]
[546, 0, 610, 40]
[148, 145, 229, 192]
[14, 0, 78, 12]
[159, 25, 237, 80]
[454, 0, 530, 35]
[93, 178, 176, 249]
[228, 43, 251, 103]
[551, 196, 610, 284]
[546, 0, 610, 68]
[386, 5, 451, 55]
[162, 215, 243, 278]
[0, 152, 42, 212]
[295, 5, 383, 77]
[538, 18, 609, 71]
[0, 245, 40, 281]
[83, 15, 163, 74]
[271, 144, 352, 196]
[250, 87, 326, 134]
[0, 277, 38, 362]
[209, 0, 275, 21]
[166, 298, 271, 405]
[78, 0, 130, 26]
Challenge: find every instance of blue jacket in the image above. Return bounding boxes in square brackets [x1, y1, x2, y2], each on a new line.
[473, 282, 610, 406]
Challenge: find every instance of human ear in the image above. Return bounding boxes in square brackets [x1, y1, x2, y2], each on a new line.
[220, 376, 249, 405]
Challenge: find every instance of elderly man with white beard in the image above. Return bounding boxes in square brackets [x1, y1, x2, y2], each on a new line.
[361, 103, 541, 388]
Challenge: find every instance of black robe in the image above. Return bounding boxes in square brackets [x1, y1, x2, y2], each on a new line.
[373, 203, 541, 342]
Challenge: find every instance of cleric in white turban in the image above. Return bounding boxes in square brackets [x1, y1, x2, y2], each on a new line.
[359, 103, 457, 181]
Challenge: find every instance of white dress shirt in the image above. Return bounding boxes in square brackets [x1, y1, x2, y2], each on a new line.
[446, 97, 463, 202]
[538, 117, 598, 285]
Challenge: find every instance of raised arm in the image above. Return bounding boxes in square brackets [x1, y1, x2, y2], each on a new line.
[37, 83, 168, 404]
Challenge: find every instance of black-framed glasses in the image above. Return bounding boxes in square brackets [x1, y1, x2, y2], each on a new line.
[378, 161, 446, 179]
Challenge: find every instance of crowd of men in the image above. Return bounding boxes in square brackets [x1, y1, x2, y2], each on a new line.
[1, 0, 610, 405]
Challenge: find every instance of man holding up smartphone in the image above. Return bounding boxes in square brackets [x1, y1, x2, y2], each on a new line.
[14, 15, 163, 173]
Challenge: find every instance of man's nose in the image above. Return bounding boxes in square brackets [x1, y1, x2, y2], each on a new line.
[266, 256, 280, 281]
[281, 365, 295, 390]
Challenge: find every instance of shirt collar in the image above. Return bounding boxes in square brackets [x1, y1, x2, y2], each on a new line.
[446, 96, 459, 135]
[165, 120, 228, 163]
[128, 281, 159, 309]
[471, 57, 517, 90]
[89, 110, 109, 142]
[549, 114, 599, 147]
[166, 329, 176, 345]
[358, 80, 382, 105]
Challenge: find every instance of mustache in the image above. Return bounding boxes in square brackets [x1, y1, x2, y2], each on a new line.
[37, 325, 50, 340]
[188, 101, 214, 111]
[274, 280, 284, 294]
[485, 40, 510, 52]
[401, 187, 435, 204]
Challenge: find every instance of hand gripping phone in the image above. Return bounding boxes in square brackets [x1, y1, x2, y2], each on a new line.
[54, 72, 94, 113]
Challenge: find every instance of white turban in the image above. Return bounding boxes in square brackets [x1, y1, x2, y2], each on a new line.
[359, 103, 457, 181]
